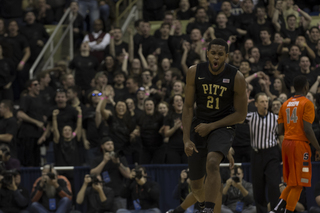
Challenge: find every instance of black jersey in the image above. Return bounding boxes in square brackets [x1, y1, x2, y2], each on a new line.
[195, 62, 237, 122]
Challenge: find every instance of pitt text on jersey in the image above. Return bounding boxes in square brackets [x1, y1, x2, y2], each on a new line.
[202, 83, 227, 109]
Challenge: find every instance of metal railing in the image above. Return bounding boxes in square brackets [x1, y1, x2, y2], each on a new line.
[29, 7, 75, 79]
[115, 0, 139, 26]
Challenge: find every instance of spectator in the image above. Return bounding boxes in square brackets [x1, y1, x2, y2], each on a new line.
[30, 165, 72, 213]
[6, 20, 31, 99]
[134, 21, 159, 58]
[309, 180, 320, 213]
[37, 70, 55, 117]
[214, 12, 239, 45]
[242, 39, 254, 60]
[52, 107, 82, 167]
[163, 94, 187, 164]
[154, 12, 174, 39]
[186, 7, 212, 35]
[271, 99, 282, 115]
[175, 0, 193, 20]
[70, 1, 84, 49]
[221, 166, 255, 213]
[230, 50, 243, 68]
[156, 23, 173, 61]
[248, 47, 264, 73]
[272, 78, 288, 98]
[34, 0, 55, 25]
[117, 166, 161, 213]
[60, 73, 75, 91]
[90, 138, 131, 212]
[272, 0, 286, 33]
[78, 0, 100, 32]
[230, 0, 243, 16]
[0, 169, 29, 213]
[278, 182, 307, 213]
[76, 174, 115, 213]
[307, 26, 320, 52]
[0, 100, 17, 158]
[83, 19, 111, 63]
[126, 98, 142, 120]
[46, 0, 67, 22]
[220, 1, 235, 26]
[296, 56, 318, 89]
[0, 41, 15, 101]
[171, 168, 191, 207]
[235, 0, 255, 32]
[246, 6, 274, 45]
[198, 0, 216, 24]
[125, 76, 140, 101]
[0, 0, 24, 25]
[278, 93, 288, 104]
[98, 55, 118, 85]
[257, 28, 280, 66]
[20, 11, 49, 63]
[281, 8, 312, 45]
[113, 71, 128, 102]
[295, 35, 316, 60]
[66, 86, 84, 110]
[143, 0, 164, 21]
[106, 27, 129, 59]
[16, 79, 44, 167]
[0, 144, 20, 171]
[137, 98, 165, 164]
[69, 42, 99, 91]
[276, 44, 301, 89]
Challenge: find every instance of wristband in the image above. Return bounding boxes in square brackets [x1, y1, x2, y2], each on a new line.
[19, 61, 25, 65]
[254, 73, 258, 78]
[316, 64, 320, 68]
[145, 92, 150, 96]
[73, 132, 76, 137]
[111, 36, 114, 39]
[318, 26, 320, 30]
[202, 47, 207, 50]
[201, 38, 205, 42]
[78, 115, 82, 118]
[43, 128, 46, 131]
[227, 40, 231, 44]
[125, 55, 128, 59]
[297, 8, 301, 12]
[101, 96, 108, 100]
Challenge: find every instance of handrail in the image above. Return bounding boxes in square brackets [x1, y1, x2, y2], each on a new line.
[116, 0, 138, 26]
[29, 7, 73, 79]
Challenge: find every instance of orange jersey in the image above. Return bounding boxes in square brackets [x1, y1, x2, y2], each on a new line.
[278, 96, 315, 142]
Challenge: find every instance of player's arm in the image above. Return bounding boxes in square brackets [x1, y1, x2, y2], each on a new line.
[182, 65, 196, 142]
[207, 71, 247, 130]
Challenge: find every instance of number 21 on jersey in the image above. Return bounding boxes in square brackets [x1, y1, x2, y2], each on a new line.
[286, 107, 298, 123]
[207, 96, 220, 109]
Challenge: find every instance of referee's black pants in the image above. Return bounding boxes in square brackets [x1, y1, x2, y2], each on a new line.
[251, 146, 281, 213]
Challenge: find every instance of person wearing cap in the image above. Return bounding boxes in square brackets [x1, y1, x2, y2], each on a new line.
[90, 137, 130, 212]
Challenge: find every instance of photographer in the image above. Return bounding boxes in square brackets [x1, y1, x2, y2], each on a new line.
[0, 144, 20, 171]
[76, 174, 114, 213]
[0, 170, 29, 213]
[90, 137, 130, 212]
[117, 166, 161, 213]
[30, 164, 72, 213]
[221, 166, 255, 213]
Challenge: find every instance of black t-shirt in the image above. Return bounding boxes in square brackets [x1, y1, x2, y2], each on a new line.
[226, 15, 236, 26]
[107, 115, 135, 152]
[246, 19, 274, 45]
[157, 37, 172, 60]
[6, 34, 30, 64]
[277, 58, 300, 89]
[39, 86, 55, 116]
[299, 69, 319, 87]
[164, 112, 183, 149]
[0, 117, 17, 157]
[168, 34, 190, 67]
[235, 12, 255, 31]
[186, 21, 212, 35]
[114, 87, 129, 102]
[18, 95, 44, 138]
[257, 42, 279, 65]
[0, 0, 23, 18]
[33, 8, 55, 24]
[54, 137, 80, 166]
[176, 9, 194, 20]
[134, 35, 159, 58]
[250, 60, 264, 74]
[83, 106, 105, 148]
[69, 55, 99, 91]
[281, 26, 305, 45]
[315, 54, 320, 66]
[84, 186, 114, 213]
[138, 113, 164, 148]
[47, 105, 78, 132]
[104, 41, 129, 57]
[0, 58, 15, 88]
[214, 26, 238, 43]
[90, 155, 129, 197]
[20, 23, 49, 62]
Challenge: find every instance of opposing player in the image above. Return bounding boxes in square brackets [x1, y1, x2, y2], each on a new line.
[182, 38, 247, 213]
[272, 75, 320, 213]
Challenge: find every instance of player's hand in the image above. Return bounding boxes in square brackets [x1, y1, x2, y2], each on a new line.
[194, 123, 212, 137]
[184, 140, 198, 157]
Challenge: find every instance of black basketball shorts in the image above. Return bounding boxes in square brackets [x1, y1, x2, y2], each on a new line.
[188, 118, 235, 180]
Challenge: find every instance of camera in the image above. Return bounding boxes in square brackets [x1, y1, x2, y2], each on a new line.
[1, 170, 17, 188]
[109, 150, 124, 158]
[0, 148, 10, 161]
[134, 165, 144, 179]
[89, 175, 104, 185]
[232, 176, 240, 183]
[47, 172, 56, 180]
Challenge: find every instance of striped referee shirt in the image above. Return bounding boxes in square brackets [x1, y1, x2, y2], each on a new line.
[246, 112, 278, 149]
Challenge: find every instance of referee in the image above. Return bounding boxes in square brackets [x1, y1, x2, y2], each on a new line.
[246, 93, 281, 213]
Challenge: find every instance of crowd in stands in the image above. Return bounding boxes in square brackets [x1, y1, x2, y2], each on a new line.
[1, 0, 320, 212]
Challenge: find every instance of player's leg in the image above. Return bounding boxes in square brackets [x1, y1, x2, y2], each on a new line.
[285, 186, 303, 212]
